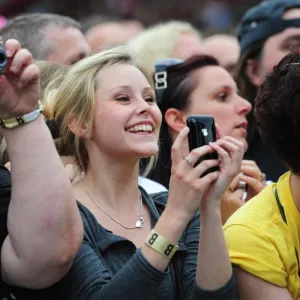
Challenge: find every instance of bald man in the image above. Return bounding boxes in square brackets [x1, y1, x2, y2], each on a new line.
[85, 20, 144, 52]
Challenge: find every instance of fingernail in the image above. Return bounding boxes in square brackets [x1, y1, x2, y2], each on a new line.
[5, 50, 12, 58]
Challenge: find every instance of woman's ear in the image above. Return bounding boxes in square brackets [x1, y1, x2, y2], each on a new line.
[67, 114, 88, 138]
[164, 108, 186, 134]
[246, 59, 262, 87]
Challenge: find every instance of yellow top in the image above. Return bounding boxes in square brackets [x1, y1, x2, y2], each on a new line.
[224, 172, 300, 299]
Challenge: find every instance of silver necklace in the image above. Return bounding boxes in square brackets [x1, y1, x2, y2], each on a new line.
[80, 180, 144, 229]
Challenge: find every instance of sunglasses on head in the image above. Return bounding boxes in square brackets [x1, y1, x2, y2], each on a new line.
[154, 58, 183, 103]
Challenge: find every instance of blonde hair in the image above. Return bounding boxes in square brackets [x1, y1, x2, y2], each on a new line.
[35, 60, 69, 97]
[0, 137, 8, 165]
[34, 60, 69, 119]
[45, 46, 156, 175]
[127, 21, 202, 82]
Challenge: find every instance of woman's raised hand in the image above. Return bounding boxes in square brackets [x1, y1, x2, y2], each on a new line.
[0, 38, 40, 119]
[202, 136, 244, 212]
[167, 127, 220, 220]
[240, 160, 267, 201]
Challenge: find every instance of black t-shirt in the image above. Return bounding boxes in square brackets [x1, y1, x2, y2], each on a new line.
[0, 166, 10, 249]
[0, 174, 237, 299]
[0, 165, 13, 299]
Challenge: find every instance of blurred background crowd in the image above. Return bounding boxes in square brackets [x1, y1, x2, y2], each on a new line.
[1, 0, 300, 299]
[0, 0, 260, 31]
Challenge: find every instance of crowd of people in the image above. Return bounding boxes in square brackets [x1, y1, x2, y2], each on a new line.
[0, 0, 299, 299]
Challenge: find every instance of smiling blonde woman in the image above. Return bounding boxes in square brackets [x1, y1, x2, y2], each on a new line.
[10, 46, 245, 299]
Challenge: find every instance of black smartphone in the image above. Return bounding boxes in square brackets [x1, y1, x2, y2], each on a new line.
[186, 115, 219, 177]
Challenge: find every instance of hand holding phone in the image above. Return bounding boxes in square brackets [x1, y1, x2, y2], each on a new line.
[186, 115, 219, 177]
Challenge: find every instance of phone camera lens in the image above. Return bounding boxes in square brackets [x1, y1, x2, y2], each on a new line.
[192, 118, 196, 122]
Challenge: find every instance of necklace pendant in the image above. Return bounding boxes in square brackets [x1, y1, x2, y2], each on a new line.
[135, 216, 144, 228]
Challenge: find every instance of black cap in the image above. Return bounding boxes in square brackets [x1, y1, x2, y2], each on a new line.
[238, 0, 300, 53]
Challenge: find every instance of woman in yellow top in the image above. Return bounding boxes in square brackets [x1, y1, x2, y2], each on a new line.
[224, 52, 300, 299]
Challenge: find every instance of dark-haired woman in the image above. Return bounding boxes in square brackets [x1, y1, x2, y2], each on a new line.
[146, 55, 267, 223]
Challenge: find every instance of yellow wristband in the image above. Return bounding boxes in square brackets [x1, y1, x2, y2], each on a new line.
[145, 229, 179, 260]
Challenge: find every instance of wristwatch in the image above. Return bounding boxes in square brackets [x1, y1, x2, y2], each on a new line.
[0, 102, 43, 129]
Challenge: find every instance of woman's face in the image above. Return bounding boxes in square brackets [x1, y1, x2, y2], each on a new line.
[184, 65, 252, 149]
[92, 63, 162, 159]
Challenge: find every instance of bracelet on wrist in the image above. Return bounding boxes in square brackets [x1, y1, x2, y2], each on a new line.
[145, 229, 179, 260]
[0, 101, 43, 129]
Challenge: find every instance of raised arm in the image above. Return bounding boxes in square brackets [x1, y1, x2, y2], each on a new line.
[0, 38, 83, 289]
[195, 136, 244, 298]
[142, 127, 238, 299]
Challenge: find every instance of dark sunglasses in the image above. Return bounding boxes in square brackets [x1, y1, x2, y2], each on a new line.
[154, 58, 183, 103]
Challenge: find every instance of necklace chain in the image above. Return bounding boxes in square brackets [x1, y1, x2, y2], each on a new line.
[80, 180, 144, 229]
